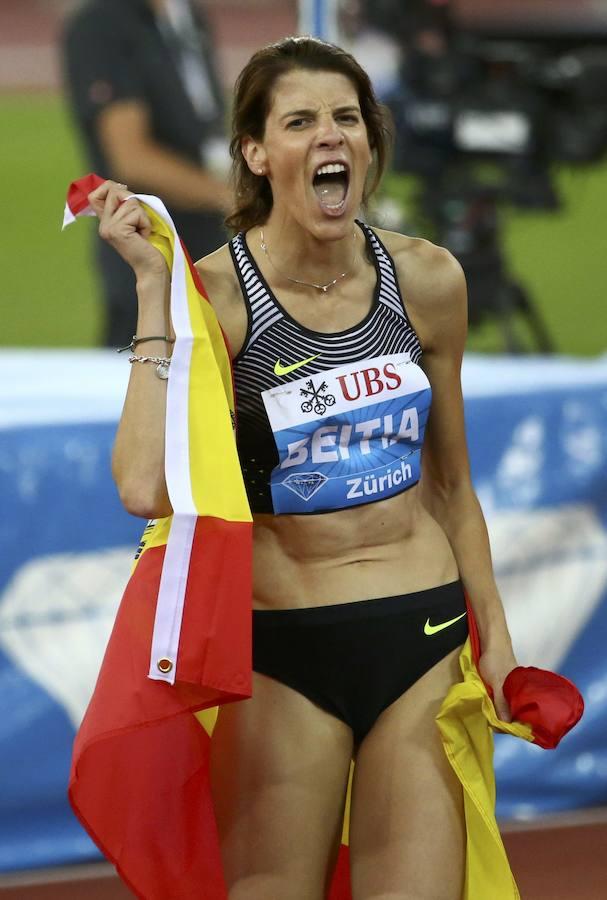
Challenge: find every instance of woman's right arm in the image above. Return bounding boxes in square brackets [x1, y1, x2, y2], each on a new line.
[112, 270, 174, 518]
[88, 180, 174, 518]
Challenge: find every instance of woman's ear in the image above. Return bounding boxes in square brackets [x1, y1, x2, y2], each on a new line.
[241, 136, 268, 177]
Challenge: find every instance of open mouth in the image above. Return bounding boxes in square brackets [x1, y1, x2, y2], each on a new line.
[312, 163, 350, 213]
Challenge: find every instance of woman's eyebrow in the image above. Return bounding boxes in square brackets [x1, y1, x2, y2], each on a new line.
[280, 104, 360, 121]
[280, 107, 317, 121]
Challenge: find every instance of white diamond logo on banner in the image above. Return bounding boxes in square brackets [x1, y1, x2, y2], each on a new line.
[0, 548, 134, 728]
[282, 471, 328, 501]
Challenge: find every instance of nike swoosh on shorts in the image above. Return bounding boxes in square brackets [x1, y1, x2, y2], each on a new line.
[274, 355, 319, 376]
[424, 611, 467, 636]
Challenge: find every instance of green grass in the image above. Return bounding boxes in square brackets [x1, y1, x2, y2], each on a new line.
[2, 93, 605, 354]
[501, 167, 605, 355]
[2, 93, 101, 346]
[382, 164, 606, 356]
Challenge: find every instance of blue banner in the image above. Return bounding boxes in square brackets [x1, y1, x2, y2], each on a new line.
[1, 351, 606, 870]
[0, 419, 142, 870]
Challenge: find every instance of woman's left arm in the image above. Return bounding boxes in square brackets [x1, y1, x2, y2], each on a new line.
[405, 241, 517, 721]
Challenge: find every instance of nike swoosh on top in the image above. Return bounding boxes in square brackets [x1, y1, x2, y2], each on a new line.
[274, 354, 319, 376]
[423, 611, 467, 636]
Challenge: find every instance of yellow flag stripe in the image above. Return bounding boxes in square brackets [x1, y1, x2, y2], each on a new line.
[145, 199, 250, 523]
[186, 274, 251, 520]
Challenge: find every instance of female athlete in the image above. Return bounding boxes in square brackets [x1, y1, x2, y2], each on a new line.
[88, 36, 517, 900]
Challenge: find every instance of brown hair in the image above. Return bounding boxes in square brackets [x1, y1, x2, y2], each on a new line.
[225, 36, 393, 234]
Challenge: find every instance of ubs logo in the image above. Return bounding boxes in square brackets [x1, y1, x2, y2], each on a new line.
[336, 363, 402, 401]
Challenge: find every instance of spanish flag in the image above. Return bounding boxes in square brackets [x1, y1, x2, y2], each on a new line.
[64, 176, 583, 900]
[64, 174, 254, 898]
[436, 596, 583, 899]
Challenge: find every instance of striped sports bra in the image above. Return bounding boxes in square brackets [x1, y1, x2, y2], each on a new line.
[229, 221, 432, 515]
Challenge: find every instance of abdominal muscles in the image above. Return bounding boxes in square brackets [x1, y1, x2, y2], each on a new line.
[251, 486, 459, 610]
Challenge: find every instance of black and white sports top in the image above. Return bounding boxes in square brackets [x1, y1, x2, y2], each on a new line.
[229, 221, 432, 515]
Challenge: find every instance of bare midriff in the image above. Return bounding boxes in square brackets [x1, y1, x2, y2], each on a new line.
[251, 484, 459, 610]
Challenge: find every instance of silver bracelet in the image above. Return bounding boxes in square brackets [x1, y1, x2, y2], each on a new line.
[128, 354, 171, 380]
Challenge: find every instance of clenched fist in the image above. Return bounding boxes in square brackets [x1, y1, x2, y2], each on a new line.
[87, 180, 167, 280]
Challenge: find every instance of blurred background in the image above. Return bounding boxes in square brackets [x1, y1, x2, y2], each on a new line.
[2, 0, 606, 352]
[1, 1, 606, 898]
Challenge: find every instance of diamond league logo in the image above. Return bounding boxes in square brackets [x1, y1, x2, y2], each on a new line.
[282, 471, 328, 501]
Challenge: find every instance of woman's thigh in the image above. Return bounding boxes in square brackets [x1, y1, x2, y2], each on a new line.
[349, 646, 465, 900]
[209, 670, 354, 900]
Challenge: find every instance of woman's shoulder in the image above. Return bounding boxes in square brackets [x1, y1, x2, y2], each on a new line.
[195, 242, 242, 308]
[373, 227, 464, 303]
[371, 227, 459, 278]
[370, 227, 466, 348]
[195, 243, 248, 356]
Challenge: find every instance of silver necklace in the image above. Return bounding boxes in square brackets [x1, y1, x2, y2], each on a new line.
[259, 229, 356, 293]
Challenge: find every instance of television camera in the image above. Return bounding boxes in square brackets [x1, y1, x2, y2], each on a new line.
[384, 2, 607, 351]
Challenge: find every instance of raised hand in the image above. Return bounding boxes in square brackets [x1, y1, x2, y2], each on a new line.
[87, 180, 167, 280]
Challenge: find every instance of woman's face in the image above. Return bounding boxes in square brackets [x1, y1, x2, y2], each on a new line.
[244, 68, 372, 239]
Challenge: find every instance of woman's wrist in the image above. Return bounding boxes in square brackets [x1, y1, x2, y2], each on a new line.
[483, 629, 514, 656]
[468, 593, 513, 651]
[135, 269, 172, 340]
[136, 267, 170, 296]
[478, 611, 514, 653]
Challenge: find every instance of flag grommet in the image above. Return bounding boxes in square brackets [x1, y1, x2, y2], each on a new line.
[157, 658, 174, 674]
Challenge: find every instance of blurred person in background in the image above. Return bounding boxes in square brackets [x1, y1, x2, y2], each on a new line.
[337, 0, 403, 102]
[62, 0, 231, 347]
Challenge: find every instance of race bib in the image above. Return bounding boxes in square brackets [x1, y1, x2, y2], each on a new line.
[262, 354, 432, 514]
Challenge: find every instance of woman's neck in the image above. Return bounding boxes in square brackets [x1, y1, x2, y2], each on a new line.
[256, 216, 362, 290]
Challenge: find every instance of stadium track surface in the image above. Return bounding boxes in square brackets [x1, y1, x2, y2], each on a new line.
[0, 809, 606, 900]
